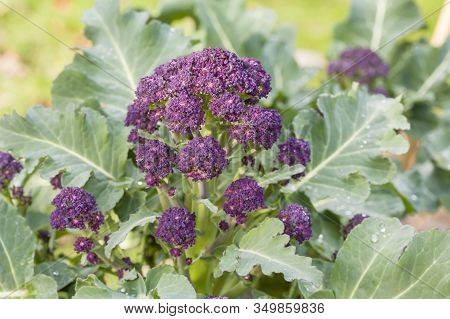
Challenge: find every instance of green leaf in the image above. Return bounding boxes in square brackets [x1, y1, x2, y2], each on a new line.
[193, 0, 276, 55]
[34, 262, 77, 290]
[156, 273, 196, 299]
[0, 203, 36, 292]
[333, 0, 422, 56]
[424, 125, 450, 170]
[105, 210, 158, 257]
[74, 286, 131, 299]
[215, 218, 323, 289]
[0, 106, 130, 210]
[52, 0, 192, 120]
[196, 198, 219, 214]
[23, 275, 58, 299]
[331, 217, 450, 298]
[282, 88, 409, 210]
[145, 265, 176, 292]
[254, 164, 304, 187]
[390, 40, 450, 98]
[316, 185, 405, 218]
[115, 190, 147, 221]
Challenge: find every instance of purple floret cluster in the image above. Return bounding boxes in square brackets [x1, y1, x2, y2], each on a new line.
[229, 105, 282, 149]
[178, 136, 228, 181]
[155, 207, 196, 251]
[223, 177, 265, 224]
[125, 48, 274, 143]
[342, 214, 368, 239]
[328, 48, 389, 85]
[0, 151, 23, 188]
[74, 237, 94, 253]
[277, 204, 312, 243]
[135, 140, 177, 187]
[278, 137, 311, 178]
[50, 187, 104, 232]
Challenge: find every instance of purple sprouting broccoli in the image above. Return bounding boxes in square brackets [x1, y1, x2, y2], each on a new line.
[278, 138, 311, 178]
[342, 214, 369, 239]
[165, 93, 205, 134]
[209, 92, 245, 122]
[0, 151, 22, 188]
[38, 230, 50, 242]
[124, 48, 272, 142]
[50, 187, 104, 232]
[218, 220, 229, 231]
[50, 173, 63, 189]
[185, 258, 193, 265]
[135, 140, 177, 187]
[167, 187, 176, 197]
[87, 252, 99, 265]
[74, 237, 94, 253]
[229, 105, 282, 149]
[155, 207, 196, 253]
[327, 48, 389, 90]
[223, 177, 265, 224]
[11, 186, 32, 206]
[241, 155, 255, 167]
[277, 204, 312, 243]
[177, 136, 228, 181]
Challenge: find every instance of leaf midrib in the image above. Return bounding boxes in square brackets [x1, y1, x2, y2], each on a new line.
[0, 233, 19, 289]
[417, 51, 450, 95]
[202, 1, 237, 53]
[370, 0, 387, 49]
[4, 129, 116, 180]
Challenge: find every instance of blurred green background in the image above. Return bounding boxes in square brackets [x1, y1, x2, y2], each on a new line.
[0, 0, 441, 116]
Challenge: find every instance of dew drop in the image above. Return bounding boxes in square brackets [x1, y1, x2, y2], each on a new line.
[382, 234, 387, 238]
[371, 234, 379, 243]
[137, 181, 144, 186]
[379, 223, 386, 233]
[317, 234, 324, 243]
[363, 140, 368, 145]
[52, 271, 59, 276]
[410, 194, 418, 202]
[120, 288, 126, 293]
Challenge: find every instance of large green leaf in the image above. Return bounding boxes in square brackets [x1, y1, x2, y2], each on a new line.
[0, 203, 36, 294]
[23, 275, 58, 299]
[215, 218, 323, 289]
[0, 106, 130, 211]
[156, 273, 196, 299]
[333, 0, 422, 56]
[52, 0, 192, 120]
[105, 210, 158, 258]
[282, 88, 409, 210]
[331, 217, 450, 298]
[34, 262, 77, 290]
[145, 265, 176, 292]
[424, 125, 450, 170]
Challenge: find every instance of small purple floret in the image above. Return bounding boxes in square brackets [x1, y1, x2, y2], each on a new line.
[178, 136, 228, 181]
[135, 140, 177, 187]
[0, 151, 22, 188]
[278, 138, 311, 178]
[50, 187, 104, 232]
[223, 177, 265, 223]
[155, 208, 196, 250]
[50, 173, 63, 189]
[277, 204, 312, 243]
[342, 214, 369, 239]
[328, 48, 389, 85]
[74, 237, 94, 253]
[165, 93, 205, 134]
[229, 106, 282, 149]
[87, 252, 99, 265]
[219, 220, 229, 231]
[209, 92, 245, 122]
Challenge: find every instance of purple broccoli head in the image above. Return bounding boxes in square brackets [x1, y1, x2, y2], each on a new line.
[223, 177, 265, 224]
[135, 140, 177, 187]
[0, 151, 23, 188]
[177, 136, 228, 181]
[50, 187, 104, 232]
[277, 204, 312, 243]
[74, 237, 94, 253]
[342, 214, 369, 239]
[327, 48, 389, 85]
[209, 91, 245, 122]
[278, 138, 311, 178]
[165, 93, 205, 134]
[229, 105, 282, 149]
[155, 207, 196, 250]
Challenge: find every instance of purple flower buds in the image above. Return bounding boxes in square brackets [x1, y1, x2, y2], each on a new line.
[223, 177, 265, 223]
[87, 252, 99, 265]
[328, 48, 389, 85]
[342, 214, 369, 239]
[229, 106, 282, 149]
[209, 92, 245, 122]
[219, 220, 229, 231]
[74, 237, 94, 253]
[155, 207, 196, 250]
[278, 138, 311, 178]
[50, 187, 104, 232]
[178, 136, 228, 181]
[0, 151, 22, 188]
[135, 140, 177, 187]
[277, 204, 312, 243]
[50, 173, 63, 189]
[165, 93, 205, 134]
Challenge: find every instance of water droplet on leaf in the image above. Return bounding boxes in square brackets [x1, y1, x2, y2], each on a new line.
[371, 234, 379, 243]
[52, 271, 59, 276]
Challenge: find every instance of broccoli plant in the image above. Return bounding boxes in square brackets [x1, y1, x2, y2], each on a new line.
[0, 0, 449, 300]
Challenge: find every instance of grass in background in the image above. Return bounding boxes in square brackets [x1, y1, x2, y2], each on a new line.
[0, 0, 441, 116]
